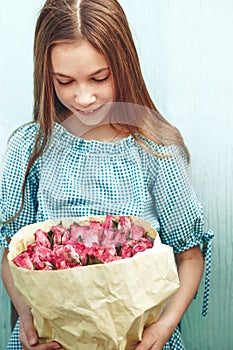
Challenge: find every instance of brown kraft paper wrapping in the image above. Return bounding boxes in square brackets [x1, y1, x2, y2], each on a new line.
[8, 216, 180, 350]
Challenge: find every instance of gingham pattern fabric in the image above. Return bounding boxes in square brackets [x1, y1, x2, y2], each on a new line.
[7, 319, 185, 350]
[0, 123, 213, 349]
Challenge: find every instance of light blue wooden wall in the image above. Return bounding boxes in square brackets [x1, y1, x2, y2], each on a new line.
[1, 1, 233, 349]
[0, 1, 45, 348]
[120, 1, 233, 349]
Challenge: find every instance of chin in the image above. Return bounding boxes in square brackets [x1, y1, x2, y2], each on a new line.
[74, 113, 107, 127]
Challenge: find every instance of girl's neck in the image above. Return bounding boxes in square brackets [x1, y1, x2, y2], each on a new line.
[61, 115, 130, 142]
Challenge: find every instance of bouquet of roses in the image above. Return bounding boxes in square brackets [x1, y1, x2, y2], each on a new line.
[8, 215, 179, 350]
[12, 215, 154, 270]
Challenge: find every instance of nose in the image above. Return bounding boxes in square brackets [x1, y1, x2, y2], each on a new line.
[74, 84, 96, 108]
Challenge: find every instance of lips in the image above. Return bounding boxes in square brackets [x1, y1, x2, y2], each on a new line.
[76, 105, 103, 117]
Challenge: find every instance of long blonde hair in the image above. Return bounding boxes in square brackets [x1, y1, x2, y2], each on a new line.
[15, 0, 189, 222]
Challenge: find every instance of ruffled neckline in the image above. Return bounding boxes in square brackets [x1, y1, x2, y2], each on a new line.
[53, 122, 136, 154]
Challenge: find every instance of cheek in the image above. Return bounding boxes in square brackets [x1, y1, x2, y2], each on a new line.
[54, 87, 73, 106]
[103, 82, 115, 101]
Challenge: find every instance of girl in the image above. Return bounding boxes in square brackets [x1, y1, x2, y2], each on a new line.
[0, 0, 213, 349]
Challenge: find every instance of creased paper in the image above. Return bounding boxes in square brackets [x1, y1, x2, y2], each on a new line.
[8, 216, 180, 350]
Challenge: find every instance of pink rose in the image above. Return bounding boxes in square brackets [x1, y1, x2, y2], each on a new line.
[29, 243, 55, 269]
[67, 243, 87, 265]
[87, 244, 118, 264]
[51, 225, 70, 245]
[53, 244, 83, 269]
[34, 229, 51, 248]
[90, 221, 104, 243]
[13, 251, 34, 270]
[118, 216, 131, 235]
[33, 261, 54, 271]
[82, 229, 99, 247]
[130, 225, 145, 240]
[70, 224, 89, 241]
[132, 238, 153, 256]
[121, 241, 133, 258]
[103, 215, 115, 229]
[89, 221, 103, 230]
[101, 229, 117, 246]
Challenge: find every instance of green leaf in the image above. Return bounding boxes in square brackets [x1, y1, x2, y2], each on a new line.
[87, 255, 103, 265]
[115, 244, 122, 256]
[71, 222, 81, 226]
[112, 220, 118, 228]
[47, 230, 54, 246]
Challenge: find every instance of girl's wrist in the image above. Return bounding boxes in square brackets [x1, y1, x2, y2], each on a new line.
[18, 303, 31, 318]
[156, 311, 181, 334]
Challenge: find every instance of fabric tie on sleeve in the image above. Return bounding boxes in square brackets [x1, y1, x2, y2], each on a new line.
[201, 229, 214, 317]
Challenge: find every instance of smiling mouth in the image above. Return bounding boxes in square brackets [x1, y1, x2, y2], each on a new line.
[76, 105, 103, 116]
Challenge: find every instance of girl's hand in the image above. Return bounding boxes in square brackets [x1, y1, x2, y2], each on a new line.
[135, 246, 204, 350]
[19, 305, 63, 350]
[135, 322, 173, 350]
[1, 249, 63, 349]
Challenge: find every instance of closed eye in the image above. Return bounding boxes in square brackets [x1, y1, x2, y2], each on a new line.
[57, 80, 73, 86]
[92, 75, 110, 83]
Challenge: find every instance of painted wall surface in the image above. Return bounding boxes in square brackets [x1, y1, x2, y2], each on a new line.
[1, 1, 233, 349]
[0, 2, 45, 347]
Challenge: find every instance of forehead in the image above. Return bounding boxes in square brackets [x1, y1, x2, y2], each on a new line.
[50, 40, 109, 74]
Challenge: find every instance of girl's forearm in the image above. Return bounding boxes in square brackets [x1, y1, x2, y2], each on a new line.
[157, 245, 204, 331]
[1, 248, 29, 316]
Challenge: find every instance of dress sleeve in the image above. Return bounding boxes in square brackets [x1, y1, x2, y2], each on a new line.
[151, 144, 213, 316]
[0, 123, 40, 249]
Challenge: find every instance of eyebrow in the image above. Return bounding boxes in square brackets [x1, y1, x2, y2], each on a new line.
[52, 67, 110, 78]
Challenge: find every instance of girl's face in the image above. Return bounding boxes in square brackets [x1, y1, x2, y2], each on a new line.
[51, 40, 115, 126]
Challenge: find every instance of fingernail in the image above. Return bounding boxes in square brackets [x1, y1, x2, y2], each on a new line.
[29, 337, 37, 345]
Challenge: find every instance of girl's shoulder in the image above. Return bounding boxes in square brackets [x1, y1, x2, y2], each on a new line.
[137, 134, 187, 161]
[3, 123, 40, 177]
[8, 122, 39, 147]
[5, 123, 40, 165]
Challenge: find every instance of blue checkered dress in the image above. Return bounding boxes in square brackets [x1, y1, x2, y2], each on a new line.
[0, 123, 213, 349]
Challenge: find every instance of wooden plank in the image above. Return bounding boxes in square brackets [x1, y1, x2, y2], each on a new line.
[0, 247, 11, 349]
[120, 0, 233, 348]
